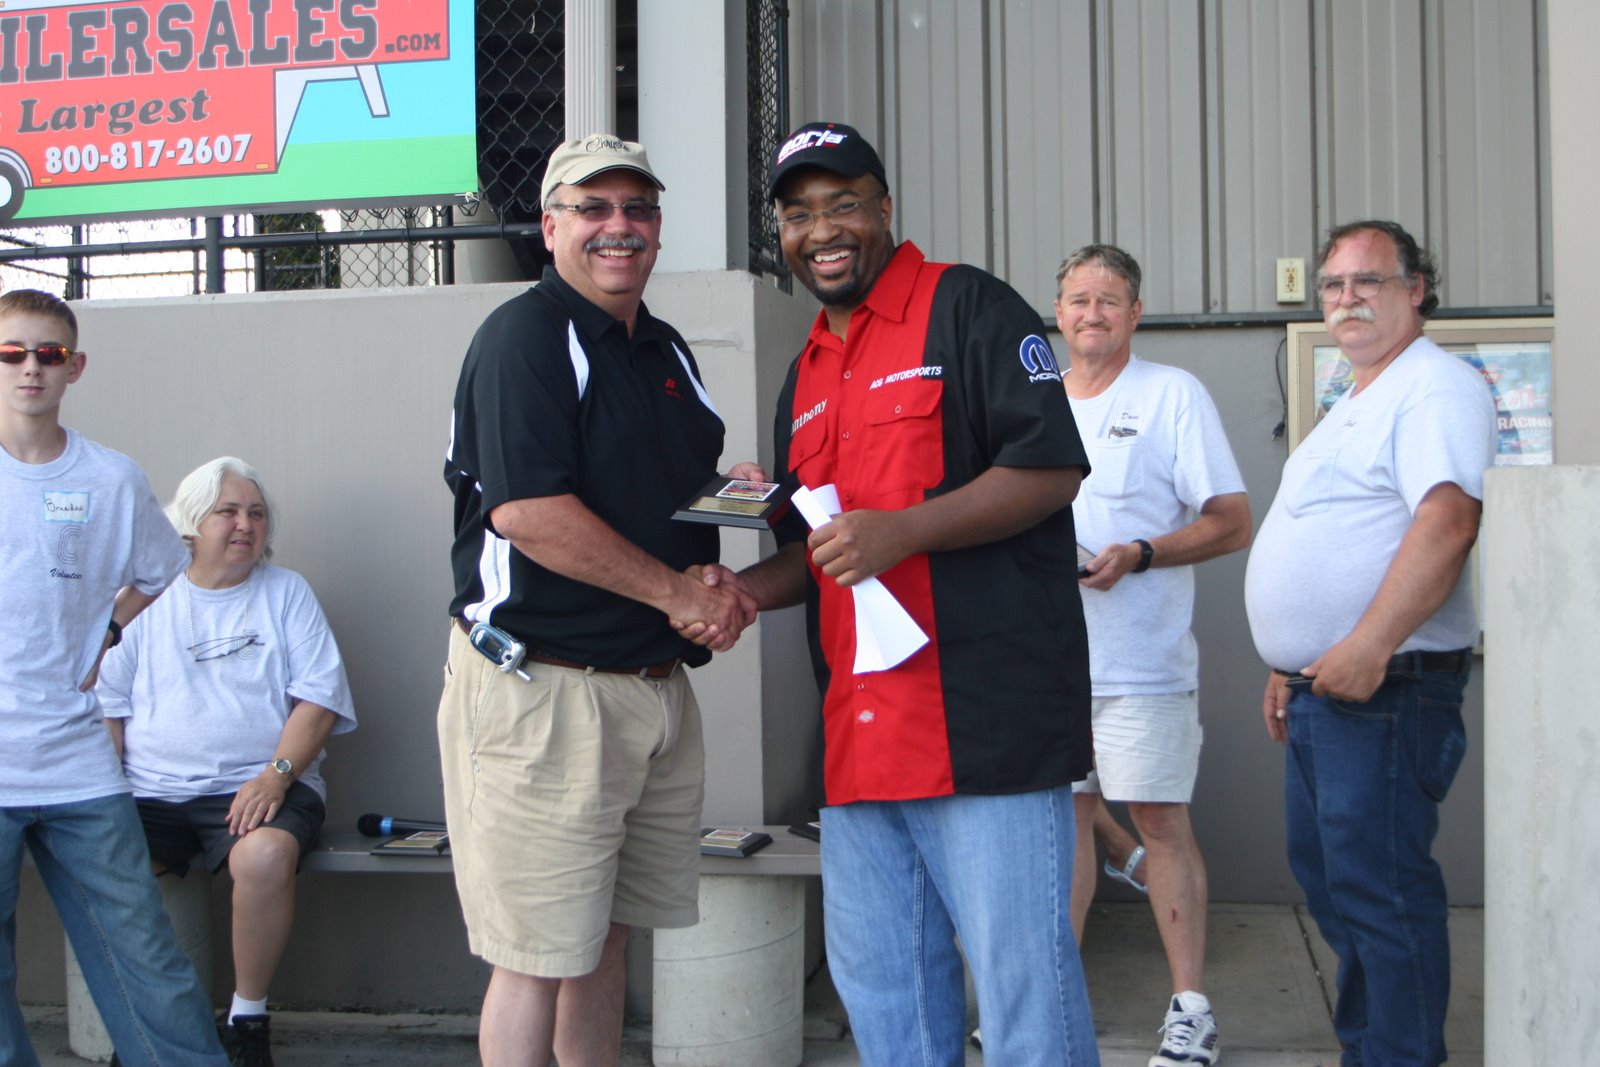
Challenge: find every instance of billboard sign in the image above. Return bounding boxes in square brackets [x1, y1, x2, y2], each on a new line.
[0, 0, 476, 224]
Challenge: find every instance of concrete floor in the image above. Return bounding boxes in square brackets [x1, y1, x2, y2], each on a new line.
[22, 903, 1483, 1066]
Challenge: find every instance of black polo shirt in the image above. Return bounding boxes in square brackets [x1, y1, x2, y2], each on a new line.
[446, 267, 724, 668]
[772, 242, 1093, 801]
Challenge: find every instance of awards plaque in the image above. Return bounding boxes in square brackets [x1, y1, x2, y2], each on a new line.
[673, 477, 794, 530]
[370, 831, 450, 856]
[700, 827, 773, 858]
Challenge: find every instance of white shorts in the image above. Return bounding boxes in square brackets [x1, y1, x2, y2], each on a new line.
[1072, 691, 1201, 803]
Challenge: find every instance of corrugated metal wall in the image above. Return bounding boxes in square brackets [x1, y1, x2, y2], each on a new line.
[791, 0, 1549, 315]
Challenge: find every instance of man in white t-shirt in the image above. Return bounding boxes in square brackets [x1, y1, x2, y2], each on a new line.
[1056, 245, 1250, 1067]
[0, 289, 227, 1066]
[1245, 221, 1494, 1067]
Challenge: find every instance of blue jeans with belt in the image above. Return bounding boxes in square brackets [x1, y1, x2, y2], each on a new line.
[1284, 661, 1470, 1067]
[0, 793, 229, 1067]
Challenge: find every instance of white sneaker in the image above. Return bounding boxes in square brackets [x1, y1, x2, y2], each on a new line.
[1149, 993, 1219, 1067]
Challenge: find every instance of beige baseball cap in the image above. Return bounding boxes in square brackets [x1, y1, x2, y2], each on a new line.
[539, 134, 665, 206]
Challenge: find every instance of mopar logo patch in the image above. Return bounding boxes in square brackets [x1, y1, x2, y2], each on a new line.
[1018, 335, 1061, 383]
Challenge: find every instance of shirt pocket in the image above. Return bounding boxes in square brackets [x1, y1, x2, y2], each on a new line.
[862, 381, 946, 493]
[1086, 435, 1143, 499]
[1280, 440, 1341, 518]
[786, 420, 831, 491]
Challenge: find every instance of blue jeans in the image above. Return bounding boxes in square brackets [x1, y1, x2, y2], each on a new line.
[1284, 666, 1469, 1067]
[821, 787, 1099, 1067]
[1, 793, 228, 1067]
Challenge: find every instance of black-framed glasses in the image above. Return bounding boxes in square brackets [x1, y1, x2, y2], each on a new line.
[777, 193, 882, 233]
[0, 343, 77, 366]
[547, 201, 662, 223]
[1316, 273, 1405, 302]
[187, 632, 263, 662]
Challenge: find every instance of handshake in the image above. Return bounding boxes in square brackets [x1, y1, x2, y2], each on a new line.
[669, 461, 767, 653]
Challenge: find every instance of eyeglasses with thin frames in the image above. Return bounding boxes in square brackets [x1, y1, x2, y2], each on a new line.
[0, 343, 78, 366]
[1316, 273, 1406, 303]
[777, 193, 884, 233]
[187, 632, 264, 663]
[546, 201, 662, 223]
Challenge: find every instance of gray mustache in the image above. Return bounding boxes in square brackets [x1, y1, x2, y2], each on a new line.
[584, 234, 649, 253]
[1328, 305, 1375, 327]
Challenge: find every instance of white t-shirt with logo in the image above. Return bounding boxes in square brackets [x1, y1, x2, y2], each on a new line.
[1069, 356, 1246, 695]
[99, 563, 357, 802]
[0, 429, 188, 805]
[1245, 335, 1496, 672]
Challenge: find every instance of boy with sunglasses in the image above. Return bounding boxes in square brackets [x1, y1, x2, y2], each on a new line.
[0, 289, 228, 1066]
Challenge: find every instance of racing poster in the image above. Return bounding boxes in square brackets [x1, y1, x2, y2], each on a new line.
[0, 0, 476, 223]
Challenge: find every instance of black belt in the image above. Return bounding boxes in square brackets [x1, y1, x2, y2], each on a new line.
[454, 617, 679, 679]
[1275, 647, 1472, 680]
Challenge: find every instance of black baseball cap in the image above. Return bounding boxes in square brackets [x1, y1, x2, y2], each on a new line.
[768, 122, 888, 201]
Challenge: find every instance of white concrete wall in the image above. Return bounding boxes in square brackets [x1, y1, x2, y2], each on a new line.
[1483, 1, 1600, 1058]
[1482, 465, 1600, 1061]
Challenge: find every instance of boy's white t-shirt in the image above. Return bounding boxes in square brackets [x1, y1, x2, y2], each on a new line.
[1245, 336, 1497, 672]
[99, 562, 357, 802]
[0, 429, 188, 805]
[1069, 356, 1246, 694]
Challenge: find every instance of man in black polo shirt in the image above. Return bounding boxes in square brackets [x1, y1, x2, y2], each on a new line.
[437, 133, 750, 1067]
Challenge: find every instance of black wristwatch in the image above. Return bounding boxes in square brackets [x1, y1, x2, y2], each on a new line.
[106, 619, 123, 647]
[1132, 538, 1154, 573]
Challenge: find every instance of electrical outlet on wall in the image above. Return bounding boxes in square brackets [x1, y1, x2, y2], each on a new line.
[1276, 257, 1305, 303]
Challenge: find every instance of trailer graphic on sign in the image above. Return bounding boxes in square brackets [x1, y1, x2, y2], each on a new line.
[0, 0, 456, 221]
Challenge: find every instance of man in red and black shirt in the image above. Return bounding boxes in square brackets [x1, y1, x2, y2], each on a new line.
[724, 122, 1100, 1065]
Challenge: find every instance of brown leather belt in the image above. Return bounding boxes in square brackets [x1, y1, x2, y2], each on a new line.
[454, 617, 679, 679]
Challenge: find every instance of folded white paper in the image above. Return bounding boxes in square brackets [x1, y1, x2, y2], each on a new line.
[791, 485, 930, 673]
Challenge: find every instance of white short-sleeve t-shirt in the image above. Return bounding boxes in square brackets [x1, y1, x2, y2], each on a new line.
[1245, 336, 1497, 672]
[0, 430, 188, 805]
[99, 563, 357, 802]
[1069, 356, 1246, 694]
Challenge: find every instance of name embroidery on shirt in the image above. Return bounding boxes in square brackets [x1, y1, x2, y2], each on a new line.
[792, 399, 827, 434]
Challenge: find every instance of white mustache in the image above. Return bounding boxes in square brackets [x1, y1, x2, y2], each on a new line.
[584, 234, 648, 253]
[1328, 304, 1375, 327]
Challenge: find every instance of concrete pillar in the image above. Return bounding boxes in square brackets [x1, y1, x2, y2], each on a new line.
[67, 871, 214, 1061]
[1483, 465, 1600, 1062]
[564, 0, 616, 136]
[638, 0, 741, 273]
[652, 875, 805, 1066]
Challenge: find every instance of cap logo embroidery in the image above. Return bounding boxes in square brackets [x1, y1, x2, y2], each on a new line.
[776, 128, 847, 164]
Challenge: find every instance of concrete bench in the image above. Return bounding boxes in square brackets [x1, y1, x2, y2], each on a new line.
[62, 823, 820, 1067]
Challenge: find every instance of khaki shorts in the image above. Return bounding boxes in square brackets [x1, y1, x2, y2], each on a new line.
[1072, 691, 1201, 803]
[437, 622, 703, 978]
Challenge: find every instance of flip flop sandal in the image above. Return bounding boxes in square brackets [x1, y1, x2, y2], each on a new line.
[1104, 844, 1148, 893]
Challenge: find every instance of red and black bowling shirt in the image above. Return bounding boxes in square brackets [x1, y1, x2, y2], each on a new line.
[773, 242, 1093, 804]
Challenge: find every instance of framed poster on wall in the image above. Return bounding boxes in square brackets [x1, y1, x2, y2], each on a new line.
[1285, 318, 1554, 461]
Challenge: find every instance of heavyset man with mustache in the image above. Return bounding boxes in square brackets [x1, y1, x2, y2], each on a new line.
[1246, 220, 1495, 1067]
[438, 135, 749, 1067]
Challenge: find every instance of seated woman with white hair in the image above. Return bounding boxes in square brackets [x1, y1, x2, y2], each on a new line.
[99, 456, 356, 1067]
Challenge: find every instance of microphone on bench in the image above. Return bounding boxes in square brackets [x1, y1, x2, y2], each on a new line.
[357, 813, 448, 837]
